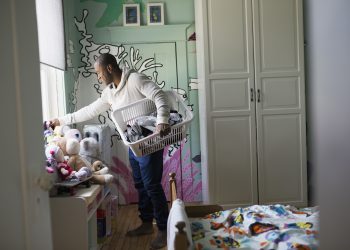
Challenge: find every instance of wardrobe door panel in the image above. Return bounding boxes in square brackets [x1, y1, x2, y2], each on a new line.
[258, 114, 304, 203]
[208, 0, 250, 74]
[213, 116, 257, 206]
[211, 79, 250, 111]
[254, 0, 299, 72]
[261, 77, 300, 110]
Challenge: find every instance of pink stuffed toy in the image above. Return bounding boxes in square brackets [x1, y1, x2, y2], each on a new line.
[45, 144, 75, 180]
[45, 144, 92, 181]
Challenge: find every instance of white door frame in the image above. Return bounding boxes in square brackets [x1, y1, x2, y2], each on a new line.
[0, 0, 53, 249]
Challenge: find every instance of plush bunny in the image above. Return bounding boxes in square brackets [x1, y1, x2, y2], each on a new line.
[79, 137, 114, 184]
[64, 127, 82, 142]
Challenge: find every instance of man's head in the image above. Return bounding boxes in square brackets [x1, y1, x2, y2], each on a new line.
[94, 53, 122, 85]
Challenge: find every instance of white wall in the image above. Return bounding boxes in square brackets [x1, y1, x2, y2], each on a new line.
[305, 0, 350, 249]
[0, 0, 53, 248]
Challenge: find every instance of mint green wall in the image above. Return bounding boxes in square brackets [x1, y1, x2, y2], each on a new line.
[77, 0, 195, 27]
[62, 0, 202, 202]
[64, 0, 195, 110]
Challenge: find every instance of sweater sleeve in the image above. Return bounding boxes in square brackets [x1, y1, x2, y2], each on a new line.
[58, 91, 111, 125]
[134, 73, 170, 125]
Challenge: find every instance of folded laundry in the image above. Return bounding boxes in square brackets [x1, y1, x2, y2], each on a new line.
[124, 124, 153, 143]
[135, 116, 157, 129]
[169, 111, 182, 126]
[124, 110, 183, 143]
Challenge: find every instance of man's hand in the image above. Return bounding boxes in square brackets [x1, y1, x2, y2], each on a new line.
[155, 123, 171, 137]
[48, 118, 60, 129]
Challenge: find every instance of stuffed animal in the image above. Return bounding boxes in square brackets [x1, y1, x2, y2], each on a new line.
[54, 137, 68, 156]
[51, 126, 82, 156]
[43, 122, 62, 177]
[43, 121, 56, 145]
[53, 125, 70, 137]
[65, 138, 93, 180]
[45, 144, 75, 180]
[64, 127, 82, 142]
[45, 143, 92, 181]
[43, 123, 72, 153]
[79, 137, 114, 184]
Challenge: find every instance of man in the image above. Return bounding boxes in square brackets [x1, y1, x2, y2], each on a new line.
[50, 53, 170, 249]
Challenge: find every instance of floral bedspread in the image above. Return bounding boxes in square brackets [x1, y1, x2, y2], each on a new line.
[190, 204, 318, 250]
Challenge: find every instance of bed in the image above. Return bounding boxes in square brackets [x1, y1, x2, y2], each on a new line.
[167, 173, 319, 250]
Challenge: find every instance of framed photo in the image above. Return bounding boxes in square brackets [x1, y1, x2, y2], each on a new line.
[123, 4, 140, 26]
[147, 3, 164, 25]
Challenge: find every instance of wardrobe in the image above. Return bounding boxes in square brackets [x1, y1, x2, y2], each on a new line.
[195, 0, 307, 208]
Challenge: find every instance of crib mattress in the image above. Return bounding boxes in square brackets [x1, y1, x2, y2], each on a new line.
[190, 204, 318, 250]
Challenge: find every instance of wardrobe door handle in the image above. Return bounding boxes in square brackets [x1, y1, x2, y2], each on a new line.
[250, 88, 254, 102]
[257, 89, 261, 103]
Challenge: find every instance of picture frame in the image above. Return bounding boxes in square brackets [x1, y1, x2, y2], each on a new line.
[123, 4, 140, 26]
[147, 3, 164, 25]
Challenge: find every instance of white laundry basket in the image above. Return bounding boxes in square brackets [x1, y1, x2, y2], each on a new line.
[111, 91, 193, 157]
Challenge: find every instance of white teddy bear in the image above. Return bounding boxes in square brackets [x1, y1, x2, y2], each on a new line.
[79, 136, 114, 184]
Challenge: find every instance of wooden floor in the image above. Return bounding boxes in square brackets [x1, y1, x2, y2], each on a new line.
[106, 204, 167, 250]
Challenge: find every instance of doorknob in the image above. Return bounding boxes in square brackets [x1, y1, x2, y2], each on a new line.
[257, 89, 261, 103]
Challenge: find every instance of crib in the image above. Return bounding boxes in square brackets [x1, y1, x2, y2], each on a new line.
[167, 173, 319, 250]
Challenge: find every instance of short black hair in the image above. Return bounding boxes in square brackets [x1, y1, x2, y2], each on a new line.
[96, 53, 121, 72]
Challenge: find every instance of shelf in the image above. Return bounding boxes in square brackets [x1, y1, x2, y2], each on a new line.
[94, 24, 191, 44]
[50, 184, 112, 250]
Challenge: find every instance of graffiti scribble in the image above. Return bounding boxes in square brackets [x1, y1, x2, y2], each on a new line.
[69, 9, 202, 203]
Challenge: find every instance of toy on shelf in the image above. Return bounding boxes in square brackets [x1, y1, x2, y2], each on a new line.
[45, 144, 73, 180]
[62, 127, 113, 185]
[45, 144, 91, 181]
[66, 138, 93, 179]
[79, 136, 114, 185]
[64, 127, 83, 142]
[43, 123, 113, 196]
[45, 143, 92, 195]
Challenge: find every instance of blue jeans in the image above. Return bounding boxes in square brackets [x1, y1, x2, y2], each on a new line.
[129, 148, 169, 230]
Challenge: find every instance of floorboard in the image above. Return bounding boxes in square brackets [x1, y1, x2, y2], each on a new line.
[106, 204, 167, 250]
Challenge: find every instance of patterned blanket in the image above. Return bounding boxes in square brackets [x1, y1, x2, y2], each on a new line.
[190, 204, 318, 250]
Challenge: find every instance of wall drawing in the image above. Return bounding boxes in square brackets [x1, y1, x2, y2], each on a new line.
[67, 9, 202, 203]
